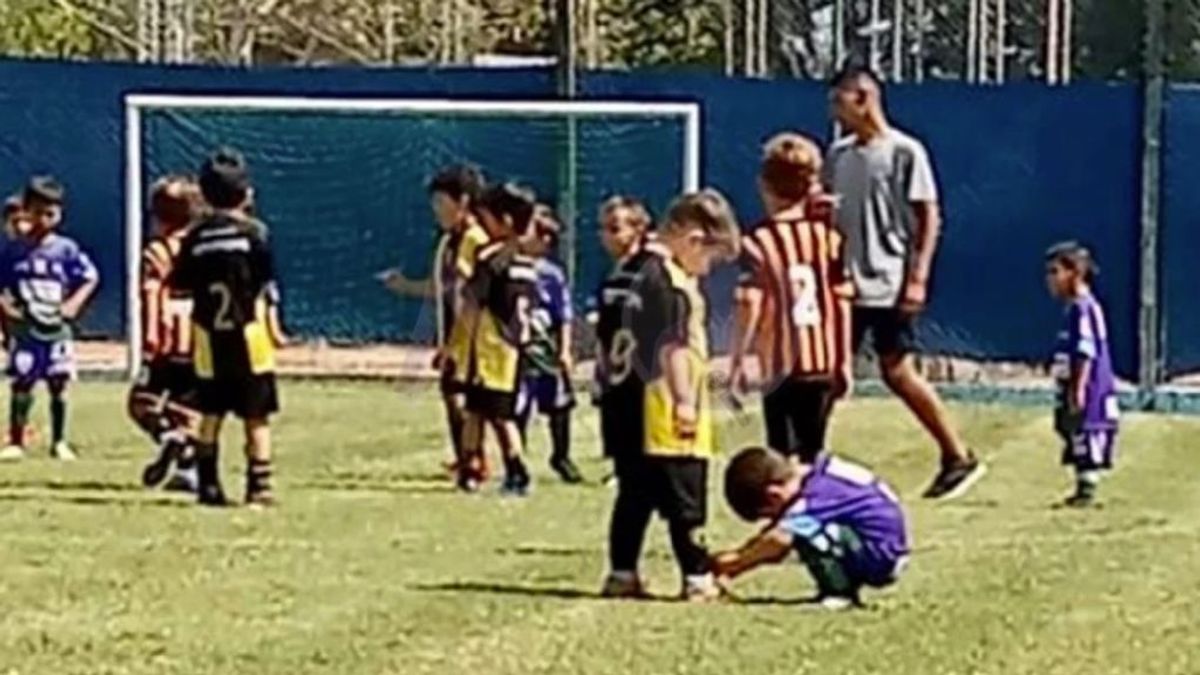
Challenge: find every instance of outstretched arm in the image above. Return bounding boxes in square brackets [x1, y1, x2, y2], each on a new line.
[711, 527, 794, 581]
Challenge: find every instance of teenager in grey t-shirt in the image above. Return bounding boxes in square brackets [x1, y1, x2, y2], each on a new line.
[825, 66, 985, 500]
[824, 129, 938, 308]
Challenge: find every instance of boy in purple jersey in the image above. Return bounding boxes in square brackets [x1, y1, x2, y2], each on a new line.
[713, 446, 910, 608]
[1046, 242, 1119, 507]
[0, 177, 99, 462]
[516, 205, 583, 484]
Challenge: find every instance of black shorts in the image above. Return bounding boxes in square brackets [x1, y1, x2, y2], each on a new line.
[613, 454, 708, 526]
[465, 386, 519, 420]
[440, 362, 466, 396]
[763, 378, 834, 463]
[852, 306, 917, 358]
[197, 373, 279, 420]
[134, 360, 199, 404]
[600, 393, 643, 459]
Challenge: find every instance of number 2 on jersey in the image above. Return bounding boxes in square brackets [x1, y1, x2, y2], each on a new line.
[209, 282, 235, 330]
[788, 264, 821, 327]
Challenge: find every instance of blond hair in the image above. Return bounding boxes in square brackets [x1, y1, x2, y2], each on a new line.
[663, 188, 740, 260]
[760, 132, 822, 202]
[599, 195, 653, 232]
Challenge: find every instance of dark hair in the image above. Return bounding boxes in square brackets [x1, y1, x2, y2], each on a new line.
[830, 63, 883, 93]
[1046, 240, 1099, 283]
[724, 447, 794, 521]
[600, 195, 654, 232]
[428, 163, 485, 202]
[533, 203, 562, 245]
[478, 182, 536, 235]
[199, 147, 251, 210]
[150, 175, 200, 227]
[23, 175, 65, 206]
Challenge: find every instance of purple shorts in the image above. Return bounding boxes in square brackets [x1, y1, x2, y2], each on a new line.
[517, 372, 575, 421]
[1062, 429, 1117, 471]
[7, 336, 75, 385]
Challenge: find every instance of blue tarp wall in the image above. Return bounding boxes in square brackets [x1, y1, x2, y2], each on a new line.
[0, 58, 1150, 379]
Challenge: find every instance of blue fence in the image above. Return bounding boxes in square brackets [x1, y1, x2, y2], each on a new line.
[0, 58, 1158, 381]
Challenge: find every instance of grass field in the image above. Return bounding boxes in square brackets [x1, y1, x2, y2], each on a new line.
[1, 380, 1199, 675]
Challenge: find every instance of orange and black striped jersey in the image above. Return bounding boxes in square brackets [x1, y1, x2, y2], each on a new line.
[141, 231, 193, 363]
[737, 210, 854, 382]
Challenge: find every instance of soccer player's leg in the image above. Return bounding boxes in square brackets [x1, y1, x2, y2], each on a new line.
[792, 380, 835, 464]
[539, 373, 582, 484]
[44, 338, 78, 460]
[762, 379, 801, 459]
[236, 373, 279, 507]
[3, 338, 49, 460]
[871, 309, 984, 499]
[655, 457, 715, 601]
[438, 358, 468, 473]
[790, 520, 868, 608]
[193, 378, 232, 507]
[603, 454, 654, 599]
[129, 363, 193, 488]
[1062, 430, 1115, 507]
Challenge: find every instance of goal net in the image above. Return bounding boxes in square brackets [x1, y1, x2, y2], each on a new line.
[123, 94, 701, 377]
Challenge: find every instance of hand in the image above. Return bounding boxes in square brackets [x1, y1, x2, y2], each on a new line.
[559, 354, 575, 376]
[674, 401, 699, 441]
[728, 361, 750, 400]
[898, 277, 928, 316]
[377, 268, 407, 294]
[431, 349, 447, 371]
[710, 550, 740, 578]
[831, 365, 853, 400]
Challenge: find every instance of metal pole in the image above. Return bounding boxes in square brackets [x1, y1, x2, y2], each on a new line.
[892, 0, 904, 82]
[868, 0, 882, 73]
[1061, 0, 1072, 84]
[1046, 0, 1060, 84]
[758, 0, 769, 76]
[977, 0, 989, 83]
[384, 1, 396, 64]
[833, 0, 845, 72]
[913, 0, 924, 82]
[744, 0, 755, 75]
[125, 102, 145, 379]
[995, 0, 1006, 83]
[554, 0, 580, 289]
[966, 0, 978, 83]
[1139, 0, 1166, 394]
[724, 0, 735, 75]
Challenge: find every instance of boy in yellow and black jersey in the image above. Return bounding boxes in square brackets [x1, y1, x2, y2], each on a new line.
[173, 148, 285, 508]
[596, 189, 740, 601]
[458, 183, 540, 495]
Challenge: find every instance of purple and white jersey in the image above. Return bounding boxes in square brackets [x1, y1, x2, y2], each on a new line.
[776, 455, 910, 582]
[2, 233, 98, 342]
[1052, 294, 1118, 431]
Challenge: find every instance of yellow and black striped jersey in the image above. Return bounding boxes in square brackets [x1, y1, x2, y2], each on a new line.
[465, 241, 538, 395]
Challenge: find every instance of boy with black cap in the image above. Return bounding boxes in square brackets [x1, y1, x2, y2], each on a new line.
[173, 148, 283, 507]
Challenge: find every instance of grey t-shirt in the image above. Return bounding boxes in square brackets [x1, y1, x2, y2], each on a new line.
[824, 128, 939, 308]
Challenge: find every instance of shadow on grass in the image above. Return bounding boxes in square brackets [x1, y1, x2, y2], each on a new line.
[413, 580, 606, 602]
[295, 479, 455, 495]
[0, 478, 142, 493]
[0, 491, 192, 508]
[495, 544, 597, 559]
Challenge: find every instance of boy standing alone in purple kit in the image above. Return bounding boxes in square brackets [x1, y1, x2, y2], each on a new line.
[0, 177, 99, 462]
[1046, 242, 1119, 507]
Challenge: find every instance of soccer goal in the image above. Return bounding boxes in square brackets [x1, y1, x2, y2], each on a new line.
[123, 93, 702, 378]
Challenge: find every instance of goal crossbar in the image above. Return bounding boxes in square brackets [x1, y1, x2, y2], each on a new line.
[123, 93, 703, 378]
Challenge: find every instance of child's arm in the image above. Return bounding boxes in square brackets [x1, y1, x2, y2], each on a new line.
[730, 243, 764, 398]
[378, 269, 436, 299]
[664, 342, 697, 438]
[0, 290, 22, 321]
[1069, 359, 1092, 413]
[712, 526, 795, 581]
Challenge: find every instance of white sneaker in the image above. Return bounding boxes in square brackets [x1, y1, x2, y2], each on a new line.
[50, 441, 77, 462]
[0, 445, 26, 462]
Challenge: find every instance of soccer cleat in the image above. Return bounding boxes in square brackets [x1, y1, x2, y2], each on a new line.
[682, 574, 726, 603]
[815, 594, 861, 611]
[1062, 492, 1098, 509]
[163, 469, 199, 493]
[600, 574, 650, 600]
[50, 441, 77, 462]
[141, 435, 186, 488]
[922, 456, 987, 500]
[500, 470, 532, 497]
[0, 445, 26, 462]
[549, 457, 584, 484]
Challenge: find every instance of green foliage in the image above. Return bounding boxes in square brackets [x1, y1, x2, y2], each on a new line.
[0, 0, 97, 59]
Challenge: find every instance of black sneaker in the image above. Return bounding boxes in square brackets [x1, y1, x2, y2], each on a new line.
[141, 436, 184, 488]
[550, 457, 584, 484]
[922, 456, 987, 500]
[501, 467, 532, 497]
[1062, 491, 1098, 509]
[197, 483, 229, 507]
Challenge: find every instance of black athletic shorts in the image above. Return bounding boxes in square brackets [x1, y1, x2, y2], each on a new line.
[613, 454, 708, 526]
[465, 385, 519, 420]
[852, 307, 918, 358]
[763, 378, 834, 463]
[134, 360, 200, 406]
[440, 359, 466, 396]
[197, 373, 279, 420]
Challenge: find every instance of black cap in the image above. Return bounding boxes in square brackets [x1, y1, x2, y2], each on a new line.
[23, 175, 65, 205]
[199, 147, 251, 209]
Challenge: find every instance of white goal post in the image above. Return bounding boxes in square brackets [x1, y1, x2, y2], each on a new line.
[123, 93, 703, 379]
